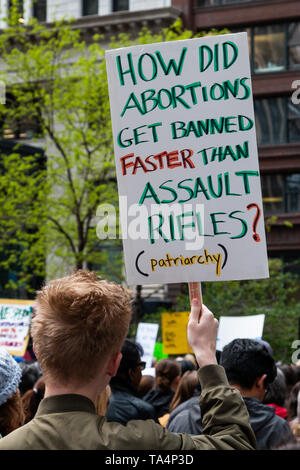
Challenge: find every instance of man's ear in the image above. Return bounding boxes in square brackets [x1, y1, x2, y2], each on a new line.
[256, 374, 267, 391]
[106, 352, 122, 378]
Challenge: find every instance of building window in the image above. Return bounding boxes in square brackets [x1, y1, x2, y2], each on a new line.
[32, 0, 47, 22]
[232, 22, 300, 73]
[254, 97, 300, 146]
[197, 0, 270, 6]
[262, 174, 300, 215]
[1, 94, 43, 140]
[8, 0, 24, 24]
[254, 97, 286, 146]
[112, 0, 129, 12]
[253, 24, 285, 73]
[82, 0, 98, 16]
[288, 23, 300, 70]
[288, 101, 300, 143]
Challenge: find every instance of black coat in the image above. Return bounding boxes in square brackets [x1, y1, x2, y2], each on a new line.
[143, 387, 175, 420]
[167, 394, 296, 450]
[243, 397, 296, 450]
[106, 377, 156, 425]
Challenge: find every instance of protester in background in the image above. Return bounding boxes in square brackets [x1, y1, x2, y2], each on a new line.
[21, 376, 45, 424]
[278, 364, 298, 407]
[0, 348, 24, 437]
[289, 389, 300, 441]
[294, 366, 300, 383]
[220, 339, 296, 449]
[170, 370, 199, 413]
[0, 270, 256, 450]
[138, 374, 155, 398]
[143, 358, 181, 421]
[159, 370, 200, 428]
[263, 367, 288, 419]
[287, 382, 300, 425]
[178, 359, 196, 376]
[183, 354, 197, 370]
[18, 360, 42, 396]
[106, 338, 156, 425]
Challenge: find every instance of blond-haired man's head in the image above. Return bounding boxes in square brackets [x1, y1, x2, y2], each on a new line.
[31, 270, 132, 386]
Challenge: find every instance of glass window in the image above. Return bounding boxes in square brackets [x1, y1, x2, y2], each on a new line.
[287, 101, 300, 143]
[254, 97, 286, 146]
[285, 174, 300, 213]
[288, 23, 300, 70]
[82, 0, 98, 16]
[112, 0, 129, 12]
[261, 174, 284, 215]
[1, 94, 43, 140]
[261, 174, 300, 215]
[253, 24, 285, 73]
[8, 0, 24, 24]
[197, 1, 271, 6]
[32, 0, 47, 22]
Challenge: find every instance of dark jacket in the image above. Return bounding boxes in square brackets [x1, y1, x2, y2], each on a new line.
[0, 365, 256, 450]
[106, 377, 156, 425]
[143, 387, 174, 420]
[243, 397, 296, 450]
[167, 396, 203, 435]
[167, 394, 295, 450]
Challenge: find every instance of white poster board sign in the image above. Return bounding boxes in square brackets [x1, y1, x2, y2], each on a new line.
[136, 322, 159, 368]
[0, 300, 35, 356]
[216, 314, 265, 351]
[106, 33, 269, 285]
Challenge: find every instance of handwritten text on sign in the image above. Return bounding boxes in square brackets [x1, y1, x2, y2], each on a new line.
[0, 302, 33, 355]
[105, 33, 269, 285]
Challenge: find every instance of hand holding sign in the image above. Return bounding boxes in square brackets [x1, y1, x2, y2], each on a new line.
[188, 282, 202, 307]
[187, 300, 218, 368]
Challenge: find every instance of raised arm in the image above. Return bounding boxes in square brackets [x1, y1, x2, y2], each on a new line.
[185, 299, 257, 450]
[187, 299, 218, 368]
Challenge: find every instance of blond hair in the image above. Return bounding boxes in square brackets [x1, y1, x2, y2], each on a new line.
[31, 270, 132, 385]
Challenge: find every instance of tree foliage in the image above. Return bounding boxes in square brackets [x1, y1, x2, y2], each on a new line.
[0, 11, 228, 295]
[175, 258, 300, 363]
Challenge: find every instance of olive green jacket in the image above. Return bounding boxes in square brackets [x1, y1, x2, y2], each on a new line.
[0, 365, 256, 450]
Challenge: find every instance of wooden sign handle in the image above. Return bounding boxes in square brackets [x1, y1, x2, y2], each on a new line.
[188, 282, 202, 307]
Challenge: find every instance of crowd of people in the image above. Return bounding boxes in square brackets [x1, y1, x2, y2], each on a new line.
[0, 269, 299, 450]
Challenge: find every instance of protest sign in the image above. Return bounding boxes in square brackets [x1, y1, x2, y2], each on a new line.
[136, 322, 159, 368]
[0, 299, 35, 356]
[161, 311, 194, 355]
[216, 314, 265, 351]
[105, 33, 269, 286]
[153, 342, 168, 361]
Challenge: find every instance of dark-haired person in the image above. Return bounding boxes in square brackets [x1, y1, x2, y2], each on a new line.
[220, 339, 296, 449]
[106, 339, 156, 425]
[143, 358, 181, 422]
[0, 270, 256, 450]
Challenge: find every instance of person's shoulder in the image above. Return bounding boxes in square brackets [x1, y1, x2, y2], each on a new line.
[101, 418, 183, 450]
[0, 422, 33, 450]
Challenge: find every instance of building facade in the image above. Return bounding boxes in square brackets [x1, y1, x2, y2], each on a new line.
[176, 0, 300, 270]
[1, 0, 299, 303]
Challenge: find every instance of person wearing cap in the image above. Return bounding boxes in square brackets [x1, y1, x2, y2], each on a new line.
[0, 348, 24, 437]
